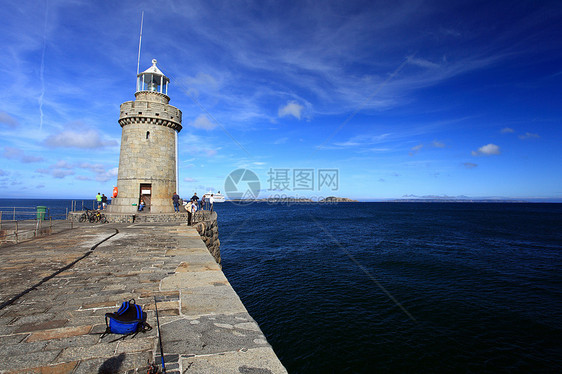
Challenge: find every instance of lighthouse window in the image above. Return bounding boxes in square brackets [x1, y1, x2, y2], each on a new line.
[146, 131, 150, 139]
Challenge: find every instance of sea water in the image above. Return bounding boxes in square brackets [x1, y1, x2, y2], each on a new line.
[217, 202, 562, 373]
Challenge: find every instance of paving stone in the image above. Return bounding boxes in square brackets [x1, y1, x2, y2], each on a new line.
[181, 285, 247, 316]
[160, 313, 270, 356]
[0, 340, 48, 356]
[180, 347, 287, 374]
[73, 352, 152, 374]
[13, 319, 68, 333]
[0, 334, 27, 347]
[26, 325, 92, 342]
[55, 342, 120, 362]
[8, 313, 57, 326]
[4, 360, 79, 374]
[0, 350, 61, 371]
[42, 333, 101, 351]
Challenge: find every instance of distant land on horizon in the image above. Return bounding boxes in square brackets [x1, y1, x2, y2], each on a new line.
[1, 196, 561, 203]
[218, 195, 562, 203]
[378, 195, 562, 203]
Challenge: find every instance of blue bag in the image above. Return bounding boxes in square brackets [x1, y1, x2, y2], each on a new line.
[102, 299, 151, 339]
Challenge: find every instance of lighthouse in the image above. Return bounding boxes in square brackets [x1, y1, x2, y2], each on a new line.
[109, 59, 182, 213]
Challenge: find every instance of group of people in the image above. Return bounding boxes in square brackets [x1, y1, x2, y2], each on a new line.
[95, 190, 213, 215]
[95, 192, 108, 210]
[171, 192, 215, 226]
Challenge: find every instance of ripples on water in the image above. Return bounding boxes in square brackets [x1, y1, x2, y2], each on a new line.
[218, 203, 562, 373]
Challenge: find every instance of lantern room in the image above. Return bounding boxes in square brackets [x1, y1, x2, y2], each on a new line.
[136, 59, 169, 95]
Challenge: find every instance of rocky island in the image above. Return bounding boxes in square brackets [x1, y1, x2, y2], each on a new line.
[319, 196, 359, 202]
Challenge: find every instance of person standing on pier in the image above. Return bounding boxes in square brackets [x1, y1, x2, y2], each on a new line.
[101, 194, 108, 210]
[191, 192, 199, 209]
[96, 192, 102, 210]
[209, 194, 215, 213]
[172, 192, 180, 213]
[185, 201, 192, 225]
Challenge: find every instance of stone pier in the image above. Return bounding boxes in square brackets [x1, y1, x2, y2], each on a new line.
[0, 222, 286, 373]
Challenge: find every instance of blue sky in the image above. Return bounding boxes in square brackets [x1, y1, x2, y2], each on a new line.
[1, 0, 561, 201]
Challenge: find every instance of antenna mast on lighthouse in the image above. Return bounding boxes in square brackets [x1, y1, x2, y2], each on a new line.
[136, 11, 144, 77]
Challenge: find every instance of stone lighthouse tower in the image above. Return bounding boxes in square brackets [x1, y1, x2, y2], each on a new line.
[109, 59, 182, 213]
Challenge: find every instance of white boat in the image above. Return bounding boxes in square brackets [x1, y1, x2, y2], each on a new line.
[203, 191, 225, 202]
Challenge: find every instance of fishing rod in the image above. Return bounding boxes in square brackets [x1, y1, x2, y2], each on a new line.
[154, 296, 166, 373]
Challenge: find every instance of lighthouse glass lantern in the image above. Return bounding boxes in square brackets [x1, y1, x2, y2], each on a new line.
[136, 59, 169, 95]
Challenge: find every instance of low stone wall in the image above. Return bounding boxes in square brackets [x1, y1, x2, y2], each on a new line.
[193, 211, 221, 265]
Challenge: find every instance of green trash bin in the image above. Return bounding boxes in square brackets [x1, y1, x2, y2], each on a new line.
[36, 206, 47, 220]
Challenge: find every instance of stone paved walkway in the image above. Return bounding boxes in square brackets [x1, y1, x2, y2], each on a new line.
[0, 223, 286, 373]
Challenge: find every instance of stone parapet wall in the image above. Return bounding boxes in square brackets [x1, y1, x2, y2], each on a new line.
[134, 90, 170, 104]
[193, 211, 221, 264]
[119, 100, 182, 132]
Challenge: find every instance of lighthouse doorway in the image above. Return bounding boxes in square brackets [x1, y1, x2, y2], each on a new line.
[140, 184, 152, 211]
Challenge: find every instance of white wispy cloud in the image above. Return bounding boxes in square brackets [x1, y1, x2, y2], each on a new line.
[3, 146, 44, 163]
[463, 162, 478, 169]
[34, 160, 117, 182]
[519, 132, 539, 140]
[189, 114, 217, 130]
[79, 163, 107, 174]
[44, 129, 118, 149]
[471, 143, 500, 156]
[432, 140, 445, 148]
[36, 168, 74, 179]
[278, 101, 305, 120]
[0, 112, 19, 128]
[501, 127, 514, 133]
[407, 56, 441, 69]
[273, 137, 289, 144]
[409, 144, 423, 156]
[95, 167, 118, 182]
[180, 133, 220, 157]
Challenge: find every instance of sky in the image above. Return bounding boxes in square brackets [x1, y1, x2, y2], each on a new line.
[1, 0, 561, 201]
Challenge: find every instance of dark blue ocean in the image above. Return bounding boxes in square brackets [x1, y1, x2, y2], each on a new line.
[216, 202, 562, 373]
[2, 200, 561, 372]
